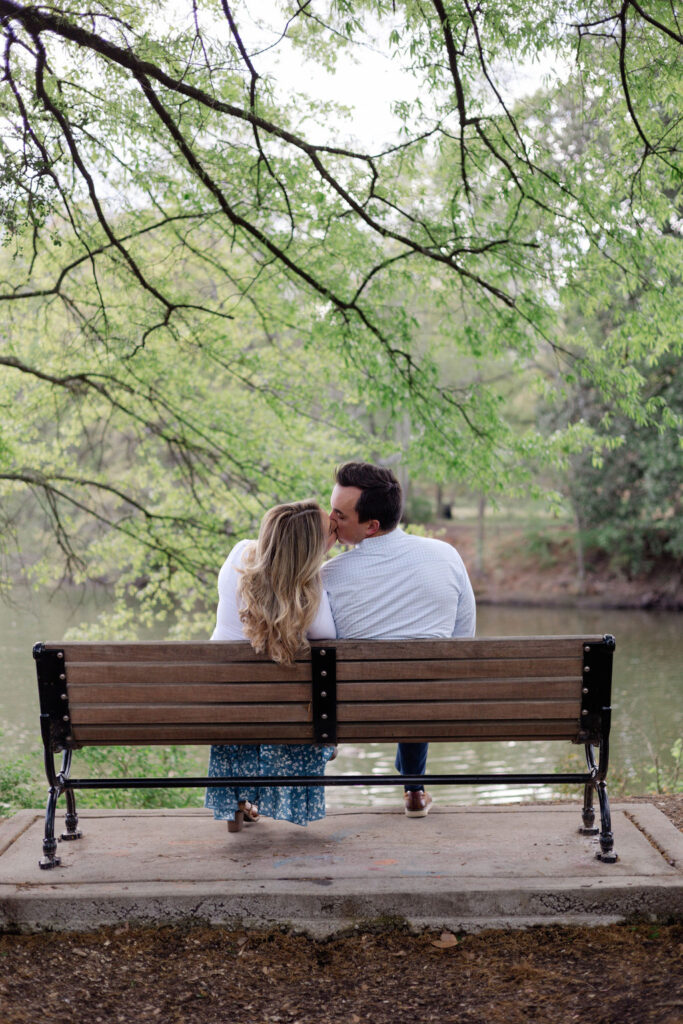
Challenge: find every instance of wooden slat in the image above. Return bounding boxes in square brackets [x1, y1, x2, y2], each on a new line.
[337, 700, 579, 722]
[70, 703, 313, 726]
[57, 642, 274, 664]
[70, 723, 315, 744]
[68, 682, 311, 704]
[69, 720, 577, 745]
[64, 657, 582, 686]
[336, 658, 581, 681]
[44, 635, 603, 665]
[66, 662, 310, 685]
[323, 637, 596, 661]
[66, 677, 581, 705]
[337, 721, 578, 740]
[70, 698, 579, 727]
[338, 679, 580, 701]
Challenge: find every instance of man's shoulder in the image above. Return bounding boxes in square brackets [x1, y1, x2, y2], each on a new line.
[321, 547, 358, 579]
[400, 531, 464, 562]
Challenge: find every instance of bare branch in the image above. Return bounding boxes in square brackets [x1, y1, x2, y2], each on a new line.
[628, 0, 683, 44]
[430, 0, 474, 199]
[618, 3, 654, 156]
[1, 471, 215, 575]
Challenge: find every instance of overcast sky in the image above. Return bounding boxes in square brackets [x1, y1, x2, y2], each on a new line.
[189, 3, 567, 151]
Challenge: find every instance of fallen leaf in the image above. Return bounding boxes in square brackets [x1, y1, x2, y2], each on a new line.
[431, 930, 459, 949]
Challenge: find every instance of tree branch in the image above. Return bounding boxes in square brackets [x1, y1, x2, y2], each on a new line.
[628, 0, 683, 44]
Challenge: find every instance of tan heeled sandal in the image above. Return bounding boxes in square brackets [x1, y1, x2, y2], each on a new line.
[227, 801, 260, 833]
[241, 800, 260, 823]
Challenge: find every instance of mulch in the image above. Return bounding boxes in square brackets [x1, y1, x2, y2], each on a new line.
[0, 922, 681, 1023]
[1, 795, 681, 1023]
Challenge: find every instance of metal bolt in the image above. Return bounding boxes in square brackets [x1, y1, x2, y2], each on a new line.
[320, 649, 326, 656]
[61, 693, 68, 700]
[321, 713, 328, 720]
[581, 709, 588, 716]
[59, 674, 66, 681]
[63, 715, 70, 722]
[66, 735, 73, 743]
[320, 670, 327, 678]
[57, 652, 64, 659]
[320, 691, 327, 698]
[582, 687, 589, 695]
[584, 645, 591, 652]
[321, 733, 328, 739]
[584, 666, 590, 673]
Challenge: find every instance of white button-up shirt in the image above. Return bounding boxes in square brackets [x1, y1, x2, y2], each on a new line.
[321, 527, 476, 640]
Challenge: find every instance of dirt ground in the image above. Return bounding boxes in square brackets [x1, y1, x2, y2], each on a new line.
[1, 795, 681, 1024]
[438, 520, 683, 610]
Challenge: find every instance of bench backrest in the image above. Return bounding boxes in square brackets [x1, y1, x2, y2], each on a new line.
[34, 636, 614, 751]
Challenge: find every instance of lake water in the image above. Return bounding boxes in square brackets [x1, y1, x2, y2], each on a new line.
[1, 586, 681, 806]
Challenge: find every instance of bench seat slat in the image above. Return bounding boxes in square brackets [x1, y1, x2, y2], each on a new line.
[66, 677, 581, 705]
[69, 697, 579, 726]
[338, 721, 578, 740]
[68, 719, 578, 745]
[70, 703, 313, 725]
[68, 683, 312, 703]
[328, 638, 595, 661]
[64, 656, 582, 686]
[66, 662, 310, 684]
[70, 724, 315, 744]
[337, 700, 579, 722]
[337, 658, 581, 681]
[340, 679, 580, 700]
[49, 636, 601, 664]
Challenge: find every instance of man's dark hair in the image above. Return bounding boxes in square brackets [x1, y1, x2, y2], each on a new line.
[334, 461, 403, 531]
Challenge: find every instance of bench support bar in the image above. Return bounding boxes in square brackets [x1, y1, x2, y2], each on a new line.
[65, 772, 597, 788]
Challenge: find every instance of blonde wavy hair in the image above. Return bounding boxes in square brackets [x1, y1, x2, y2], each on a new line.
[237, 500, 328, 665]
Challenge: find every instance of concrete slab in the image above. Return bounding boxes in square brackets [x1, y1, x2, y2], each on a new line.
[0, 804, 681, 936]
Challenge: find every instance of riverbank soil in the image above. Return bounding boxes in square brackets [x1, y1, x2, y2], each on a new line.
[437, 519, 683, 610]
[1, 796, 680, 1024]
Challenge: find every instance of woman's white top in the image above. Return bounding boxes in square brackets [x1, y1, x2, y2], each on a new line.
[211, 538, 336, 642]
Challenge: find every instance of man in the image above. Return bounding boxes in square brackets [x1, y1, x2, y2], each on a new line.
[321, 461, 476, 817]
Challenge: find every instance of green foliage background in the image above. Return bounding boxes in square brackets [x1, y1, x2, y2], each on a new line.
[0, 1, 680, 631]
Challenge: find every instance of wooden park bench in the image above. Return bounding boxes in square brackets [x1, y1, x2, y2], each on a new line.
[33, 634, 617, 869]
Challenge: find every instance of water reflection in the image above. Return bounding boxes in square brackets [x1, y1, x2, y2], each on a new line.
[1, 588, 681, 806]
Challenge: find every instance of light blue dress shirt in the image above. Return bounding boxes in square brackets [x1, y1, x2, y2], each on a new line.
[321, 527, 476, 640]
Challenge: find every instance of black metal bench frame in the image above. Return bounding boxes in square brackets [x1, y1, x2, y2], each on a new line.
[34, 634, 617, 869]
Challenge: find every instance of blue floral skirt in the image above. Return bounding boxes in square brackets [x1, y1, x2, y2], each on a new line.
[204, 743, 335, 826]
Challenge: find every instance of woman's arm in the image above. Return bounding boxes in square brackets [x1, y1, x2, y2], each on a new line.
[307, 589, 336, 639]
[210, 539, 252, 641]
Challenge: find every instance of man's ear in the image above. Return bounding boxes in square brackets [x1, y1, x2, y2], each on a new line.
[364, 519, 381, 537]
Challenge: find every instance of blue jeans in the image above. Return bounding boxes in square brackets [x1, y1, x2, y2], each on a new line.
[395, 742, 429, 792]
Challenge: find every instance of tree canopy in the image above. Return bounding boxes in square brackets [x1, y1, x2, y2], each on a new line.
[0, 1, 680, 628]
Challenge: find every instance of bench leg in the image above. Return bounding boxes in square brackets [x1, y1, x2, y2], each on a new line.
[60, 750, 82, 840]
[61, 786, 82, 842]
[39, 787, 61, 870]
[579, 783, 599, 835]
[595, 780, 618, 863]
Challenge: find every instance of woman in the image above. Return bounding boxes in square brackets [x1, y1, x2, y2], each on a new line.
[205, 499, 337, 831]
